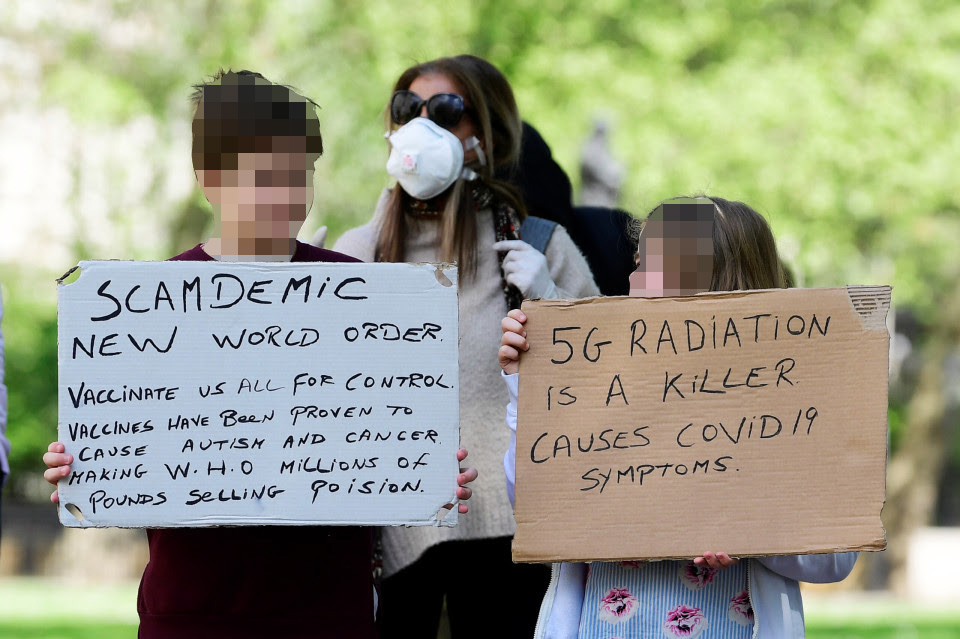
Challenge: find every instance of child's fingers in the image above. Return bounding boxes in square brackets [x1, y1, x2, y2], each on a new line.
[499, 318, 528, 373]
[696, 551, 739, 570]
[695, 552, 717, 569]
[458, 467, 478, 486]
[715, 552, 739, 568]
[47, 441, 66, 454]
[500, 330, 527, 351]
[50, 490, 60, 504]
[441, 478, 474, 516]
[456, 448, 468, 463]
[506, 308, 527, 324]
[453, 465, 476, 512]
[498, 345, 521, 372]
[43, 464, 70, 485]
[501, 315, 527, 337]
[42, 451, 72, 470]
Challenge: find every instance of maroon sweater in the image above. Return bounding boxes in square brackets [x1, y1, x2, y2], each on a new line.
[138, 242, 377, 639]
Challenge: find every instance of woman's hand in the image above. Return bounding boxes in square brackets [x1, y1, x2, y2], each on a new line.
[42, 441, 73, 504]
[694, 551, 739, 570]
[499, 309, 529, 375]
[492, 240, 559, 300]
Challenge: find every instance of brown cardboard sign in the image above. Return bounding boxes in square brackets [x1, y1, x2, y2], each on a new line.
[513, 286, 889, 563]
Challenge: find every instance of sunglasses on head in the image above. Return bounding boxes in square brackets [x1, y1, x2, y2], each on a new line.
[390, 90, 471, 129]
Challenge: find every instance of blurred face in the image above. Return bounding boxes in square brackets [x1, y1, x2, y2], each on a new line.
[629, 198, 715, 298]
[197, 138, 315, 242]
[407, 73, 481, 163]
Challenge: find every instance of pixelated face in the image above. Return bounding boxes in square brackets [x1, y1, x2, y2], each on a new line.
[629, 197, 715, 298]
[197, 140, 315, 242]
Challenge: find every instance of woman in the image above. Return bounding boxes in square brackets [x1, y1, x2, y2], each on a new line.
[334, 55, 599, 637]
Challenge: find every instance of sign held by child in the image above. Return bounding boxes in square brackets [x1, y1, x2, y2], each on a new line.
[513, 285, 890, 562]
[57, 260, 460, 528]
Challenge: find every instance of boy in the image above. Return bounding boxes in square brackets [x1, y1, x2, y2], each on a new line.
[43, 70, 475, 639]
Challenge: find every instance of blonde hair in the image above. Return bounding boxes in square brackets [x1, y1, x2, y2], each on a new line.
[632, 196, 787, 292]
[707, 196, 786, 291]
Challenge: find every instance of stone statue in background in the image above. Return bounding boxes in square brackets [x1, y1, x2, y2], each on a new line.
[579, 118, 624, 207]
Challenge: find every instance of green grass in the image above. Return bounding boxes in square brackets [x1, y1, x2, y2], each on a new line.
[8, 620, 960, 639]
[808, 623, 960, 639]
[0, 578, 138, 639]
[0, 622, 136, 639]
[805, 593, 960, 639]
[1, 579, 959, 638]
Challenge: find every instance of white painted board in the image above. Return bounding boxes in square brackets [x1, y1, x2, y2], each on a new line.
[57, 260, 459, 528]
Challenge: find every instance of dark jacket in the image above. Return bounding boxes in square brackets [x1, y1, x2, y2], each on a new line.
[139, 242, 377, 639]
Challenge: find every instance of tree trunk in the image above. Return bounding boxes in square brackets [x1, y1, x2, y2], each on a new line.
[877, 281, 960, 593]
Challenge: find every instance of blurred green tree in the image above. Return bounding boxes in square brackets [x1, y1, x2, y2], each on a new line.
[1, 0, 957, 590]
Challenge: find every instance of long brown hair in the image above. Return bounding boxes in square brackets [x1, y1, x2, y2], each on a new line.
[707, 196, 786, 291]
[632, 196, 787, 292]
[376, 55, 526, 278]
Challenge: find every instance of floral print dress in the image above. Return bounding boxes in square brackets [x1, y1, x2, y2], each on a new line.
[577, 560, 754, 638]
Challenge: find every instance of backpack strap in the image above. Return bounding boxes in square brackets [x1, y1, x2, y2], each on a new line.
[520, 216, 558, 254]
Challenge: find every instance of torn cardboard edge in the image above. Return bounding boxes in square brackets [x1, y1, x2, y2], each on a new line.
[512, 540, 888, 565]
[526, 285, 891, 321]
[58, 499, 462, 529]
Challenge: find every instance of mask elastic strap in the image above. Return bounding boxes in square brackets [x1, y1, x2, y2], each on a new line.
[460, 136, 485, 182]
[464, 136, 486, 167]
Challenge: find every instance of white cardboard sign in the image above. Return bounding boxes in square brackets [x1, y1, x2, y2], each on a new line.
[57, 260, 460, 528]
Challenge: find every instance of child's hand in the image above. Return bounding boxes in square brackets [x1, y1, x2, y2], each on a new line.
[693, 551, 739, 570]
[454, 448, 478, 514]
[42, 441, 73, 504]
[442, 448, 478, 514]
[499, 309, 529, 375]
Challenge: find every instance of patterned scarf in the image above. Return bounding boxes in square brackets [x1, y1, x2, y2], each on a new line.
[404, 183, 525, 310]
[472, 182, 524, 310]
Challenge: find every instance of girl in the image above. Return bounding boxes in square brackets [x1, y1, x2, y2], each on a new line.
[499, 196, 857, 639]
[333, 55, 599, 637]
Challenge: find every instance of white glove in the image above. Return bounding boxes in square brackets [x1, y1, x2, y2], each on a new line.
[492, 239, 559, 299]
[310, 225, 328, 248]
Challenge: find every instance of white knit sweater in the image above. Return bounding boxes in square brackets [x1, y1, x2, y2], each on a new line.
[333, 189, 600, 576]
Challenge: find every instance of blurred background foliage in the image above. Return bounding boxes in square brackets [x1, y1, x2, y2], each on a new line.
[0, 0, 958, 590]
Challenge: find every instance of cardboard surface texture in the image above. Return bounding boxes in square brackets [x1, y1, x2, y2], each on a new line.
[57, 261, 460, 528]
[513, 286, 890, 562]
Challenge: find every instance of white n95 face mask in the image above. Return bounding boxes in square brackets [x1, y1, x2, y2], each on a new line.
[386, 117, 471, 200]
